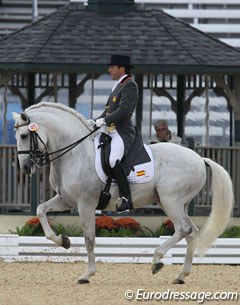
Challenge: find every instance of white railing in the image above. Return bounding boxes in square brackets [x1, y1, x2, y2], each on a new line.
[1, 235, 240, 264]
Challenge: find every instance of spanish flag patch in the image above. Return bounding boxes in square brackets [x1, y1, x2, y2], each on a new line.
[136, 170, 145, 177]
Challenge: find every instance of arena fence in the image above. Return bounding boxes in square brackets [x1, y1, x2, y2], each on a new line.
[194, 145, 240, 216]
[0, 145, 240, 216]
[0, 235, 239, 264]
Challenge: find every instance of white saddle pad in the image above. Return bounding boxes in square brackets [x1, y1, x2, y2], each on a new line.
[94, 135, 154, 184]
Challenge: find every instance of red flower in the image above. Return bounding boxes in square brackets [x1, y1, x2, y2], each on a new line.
[27, 217, 40, 226]
[96, 216, 141, 232]
[163, 219, 174, 229]
[95, 216, 117, 230]
[115, 217, 140, 230]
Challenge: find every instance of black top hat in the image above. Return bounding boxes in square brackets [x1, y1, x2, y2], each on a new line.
[106, 54, 134, 68]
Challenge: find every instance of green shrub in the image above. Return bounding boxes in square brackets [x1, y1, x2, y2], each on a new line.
[10, 216, 240, 238]
[153, 219, 175, 236]
[9, 217, 44, 236]
[9, 217, 82, 237]
[98, 227, 137, 237]
[53, 223, 82, 237]
[221, 226, 240, 238]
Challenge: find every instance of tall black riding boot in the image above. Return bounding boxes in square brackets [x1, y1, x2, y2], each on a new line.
[111, 160, 134, 212]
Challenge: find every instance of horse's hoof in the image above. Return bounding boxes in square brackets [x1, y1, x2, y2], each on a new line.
[172, 279, 185, 285]
[62, 235, 71, 249]
[152, 262, 164, 275]
[78, 279, 90, 284]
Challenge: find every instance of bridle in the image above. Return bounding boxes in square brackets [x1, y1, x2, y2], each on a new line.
[15, 112, 98, 168]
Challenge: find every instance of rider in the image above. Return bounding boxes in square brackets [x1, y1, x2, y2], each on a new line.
[95, 54, 139, 212]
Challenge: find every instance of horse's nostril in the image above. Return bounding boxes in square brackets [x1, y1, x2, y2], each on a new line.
[23, 166, 29, 175]
[23, 165, 29, 171]
[22, 161, 32, 175]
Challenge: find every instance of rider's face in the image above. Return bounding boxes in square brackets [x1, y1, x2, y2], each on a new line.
[108, 65, 125, 80]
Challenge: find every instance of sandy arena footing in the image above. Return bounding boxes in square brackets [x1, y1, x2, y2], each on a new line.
[0, 262, 239, 305]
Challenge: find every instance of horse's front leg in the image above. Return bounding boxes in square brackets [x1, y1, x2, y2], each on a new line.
[77, 203, 96, 284]
[37, 194, 71, 248]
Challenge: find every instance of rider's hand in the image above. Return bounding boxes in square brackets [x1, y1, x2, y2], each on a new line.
[86, 119, 96, 128]
[95, 118, 106, 128]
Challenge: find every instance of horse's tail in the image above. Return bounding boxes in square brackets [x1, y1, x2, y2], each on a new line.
[194, 157, 234, 256]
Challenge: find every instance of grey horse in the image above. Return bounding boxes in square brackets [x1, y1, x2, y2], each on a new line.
[12, 102, 234, 284]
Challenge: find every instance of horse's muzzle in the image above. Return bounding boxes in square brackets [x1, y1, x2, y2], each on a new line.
[21, 159, 33, 175]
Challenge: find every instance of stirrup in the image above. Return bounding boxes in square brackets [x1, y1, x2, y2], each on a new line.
[116, 197, 133, 212]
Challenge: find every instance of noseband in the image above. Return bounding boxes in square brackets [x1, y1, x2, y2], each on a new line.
[15, 112, 98, 168]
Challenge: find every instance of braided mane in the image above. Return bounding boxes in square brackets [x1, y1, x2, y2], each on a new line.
[26, 102, 92, 129]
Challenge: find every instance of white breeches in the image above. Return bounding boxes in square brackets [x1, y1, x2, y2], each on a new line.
[108, 131, 124, 168]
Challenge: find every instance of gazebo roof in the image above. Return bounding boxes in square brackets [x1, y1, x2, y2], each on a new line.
[1, 1, 240, 74]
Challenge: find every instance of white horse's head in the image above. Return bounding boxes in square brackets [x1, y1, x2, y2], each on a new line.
[12, 111, 48, 175]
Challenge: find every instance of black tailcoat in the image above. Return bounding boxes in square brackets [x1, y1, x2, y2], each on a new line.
[97, 75, 139, 156]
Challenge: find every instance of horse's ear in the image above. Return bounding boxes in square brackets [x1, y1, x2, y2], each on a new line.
[12, 112, 20, 122]
[20, 112, 29, 122]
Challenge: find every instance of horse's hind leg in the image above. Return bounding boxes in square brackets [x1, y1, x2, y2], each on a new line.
[152, 202, 193, 282]
[37, 194, 71, 248]
[173, 208, 199, 284]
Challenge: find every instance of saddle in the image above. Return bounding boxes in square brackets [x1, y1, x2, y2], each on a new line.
[96, 129, 151, 210]
[98, 132, 112, 177]
[96, 133, 113, 210]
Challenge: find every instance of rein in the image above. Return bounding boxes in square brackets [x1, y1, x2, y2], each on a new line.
[15, 113, 98, 168]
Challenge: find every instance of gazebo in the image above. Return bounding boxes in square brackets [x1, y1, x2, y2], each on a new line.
[0, 0, 240, 143]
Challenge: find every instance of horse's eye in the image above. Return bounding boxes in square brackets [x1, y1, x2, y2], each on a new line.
[20, 134, 28, 140]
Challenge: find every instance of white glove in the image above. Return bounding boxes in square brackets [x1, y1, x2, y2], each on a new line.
[95, 118, 106, 128]
[86, 119, 96, 128]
